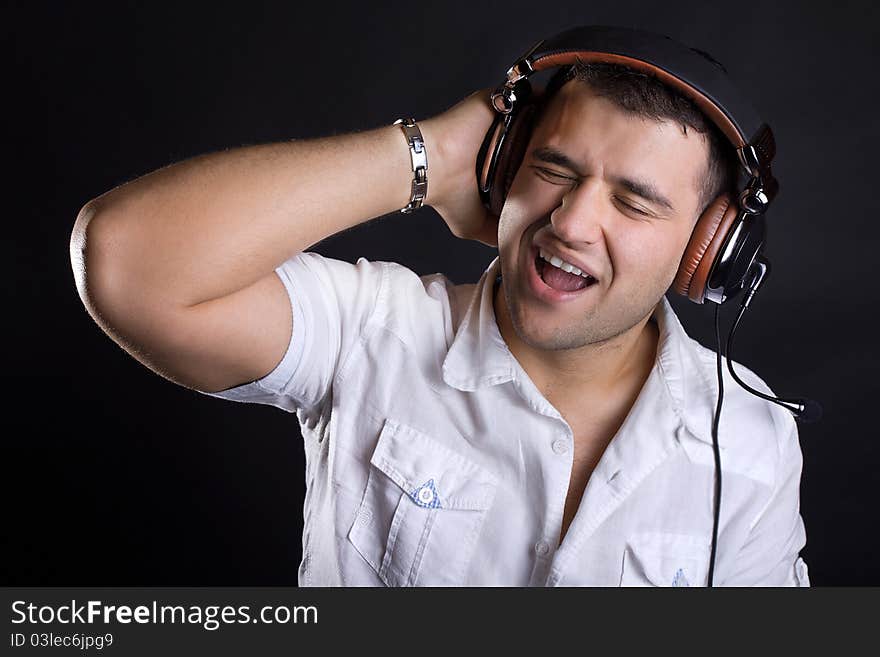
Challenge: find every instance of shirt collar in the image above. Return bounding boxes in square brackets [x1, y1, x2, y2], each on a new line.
[441, 255, 719, 445]
[440, 256, 514, 391]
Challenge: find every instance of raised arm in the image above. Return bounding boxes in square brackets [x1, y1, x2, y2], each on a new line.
[69, 89, 496, 393]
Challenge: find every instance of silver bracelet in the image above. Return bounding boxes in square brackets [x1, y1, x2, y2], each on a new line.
[393, 117, 428, 213]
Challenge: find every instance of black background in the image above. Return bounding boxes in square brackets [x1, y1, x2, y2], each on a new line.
[4, 0, 878, 585]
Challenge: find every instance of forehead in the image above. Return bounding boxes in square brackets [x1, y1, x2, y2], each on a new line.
[530, 82, 710, 212]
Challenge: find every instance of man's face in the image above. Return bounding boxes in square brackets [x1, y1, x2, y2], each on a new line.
[496, 80, 709, 352]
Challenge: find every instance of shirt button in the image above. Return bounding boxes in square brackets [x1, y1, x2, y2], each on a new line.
[534, 540, 551, 556]
[417, 487, 435, 504]
[551, 438, 569, 455]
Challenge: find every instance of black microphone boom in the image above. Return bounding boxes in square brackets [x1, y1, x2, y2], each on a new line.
[725, 273, 823, 424]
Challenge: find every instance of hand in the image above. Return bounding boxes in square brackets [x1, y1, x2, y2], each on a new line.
[418, 88, 500, 248]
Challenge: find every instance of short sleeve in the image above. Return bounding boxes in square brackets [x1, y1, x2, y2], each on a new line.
[722, 416, 810, 586]
[196, 251, 387, 414]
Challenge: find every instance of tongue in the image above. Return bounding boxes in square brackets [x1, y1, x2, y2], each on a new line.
[541, 261, 590, 292]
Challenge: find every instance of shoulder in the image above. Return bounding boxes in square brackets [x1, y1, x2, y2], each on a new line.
[281, 252, 453, 309]
[685, 336, 799, 487]
[283, 252, 483, 347]
[336, 257, 477, 351]
[374, 259, 458, 318]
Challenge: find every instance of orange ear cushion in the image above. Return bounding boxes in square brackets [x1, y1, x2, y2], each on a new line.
[673, 193, 740, 303]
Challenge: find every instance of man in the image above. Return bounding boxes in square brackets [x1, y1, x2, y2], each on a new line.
[70, 56, 809, 586]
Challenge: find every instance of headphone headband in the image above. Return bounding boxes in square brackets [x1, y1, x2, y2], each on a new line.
[492, 26, 777, 188]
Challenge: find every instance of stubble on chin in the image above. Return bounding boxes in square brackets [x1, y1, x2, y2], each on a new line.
[503, 278, 602, 352]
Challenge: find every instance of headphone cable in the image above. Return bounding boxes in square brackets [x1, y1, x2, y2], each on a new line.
[708, 267, 764, 587]
[708, 302, 725, 587]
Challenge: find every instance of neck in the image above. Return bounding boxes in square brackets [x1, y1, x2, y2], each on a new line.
[493, 275, 659, 411]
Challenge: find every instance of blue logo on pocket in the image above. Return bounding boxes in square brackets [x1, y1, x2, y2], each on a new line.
[411, 479, 442, 508]
[672, 568, 690, 587]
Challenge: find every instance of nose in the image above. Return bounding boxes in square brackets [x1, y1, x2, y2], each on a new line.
[548, 179, 608, 245]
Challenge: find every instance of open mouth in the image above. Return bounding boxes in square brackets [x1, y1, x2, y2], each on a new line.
[533, 250, 598, 293]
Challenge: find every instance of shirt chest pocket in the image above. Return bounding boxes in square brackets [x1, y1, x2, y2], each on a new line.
[347, 418, 498, 586]
[620, 532, 712, 587]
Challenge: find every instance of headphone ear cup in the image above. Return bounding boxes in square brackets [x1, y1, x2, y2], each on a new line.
[477, 114, 505, 214]
[673, 193, 740, 303]
[488, 98, 540, 217]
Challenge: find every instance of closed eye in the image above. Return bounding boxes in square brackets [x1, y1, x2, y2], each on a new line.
[531, 166, 574, 184]
[615, 197, 650, 216]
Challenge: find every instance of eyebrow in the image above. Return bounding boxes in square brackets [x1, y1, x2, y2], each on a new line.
[530, 146, 676, 213]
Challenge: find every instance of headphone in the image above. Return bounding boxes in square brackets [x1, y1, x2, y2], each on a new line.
[475, 25, 822, 586]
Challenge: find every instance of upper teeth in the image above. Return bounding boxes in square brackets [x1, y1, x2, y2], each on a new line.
[539, 248, 593, 279]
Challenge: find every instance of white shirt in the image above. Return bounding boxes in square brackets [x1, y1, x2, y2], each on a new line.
[199, 251, 810, 587]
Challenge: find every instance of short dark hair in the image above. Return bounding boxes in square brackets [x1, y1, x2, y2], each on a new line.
[532, 60, 742, 220]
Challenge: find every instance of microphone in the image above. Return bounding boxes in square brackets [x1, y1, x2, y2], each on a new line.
[727, 255, 823, 425]
[794, 398, 823, 423]
[773, 397, 824, 424]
